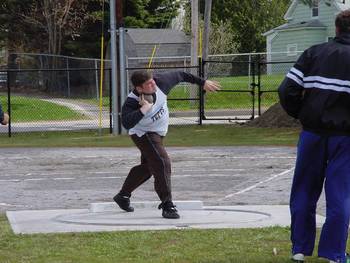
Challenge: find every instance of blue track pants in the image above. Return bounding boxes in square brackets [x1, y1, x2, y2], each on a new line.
[290, 130, 350, 262]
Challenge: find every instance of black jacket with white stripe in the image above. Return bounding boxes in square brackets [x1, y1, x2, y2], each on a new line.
[278, 32, 350, 135]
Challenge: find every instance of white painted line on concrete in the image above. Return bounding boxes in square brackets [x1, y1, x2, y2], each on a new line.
[176, 174, 241, 178]
[191, 156, 295, 159]
[0, 203, 28, 207]
[0, 203, 17, 207]
[0, 173, 245, 183]
[0, 157, 32, 160]
[87, 171, 124, 174]
[0, 168, 291, 183]
[24, 178, 47, 181]
[180, 168, 245, 172]
[0, 179, 21, 182]
[86, 176, 123, 180]
[219, 168, 294, 201]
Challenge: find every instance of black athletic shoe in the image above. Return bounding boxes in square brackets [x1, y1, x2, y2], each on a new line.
[113, 193, 134, 212]
[158, 201, 180, 219]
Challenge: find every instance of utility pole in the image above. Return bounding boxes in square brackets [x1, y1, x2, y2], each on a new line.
[110, 0, 119, 135]
[190, 0, 199, 101]
[202, 0, 212, 78]
[116, 0, 127, 134]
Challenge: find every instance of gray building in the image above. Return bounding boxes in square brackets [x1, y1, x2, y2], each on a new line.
[124, 28, 191, 68]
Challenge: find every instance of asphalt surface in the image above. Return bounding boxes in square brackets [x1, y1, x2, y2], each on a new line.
[0, 146, 326, 215]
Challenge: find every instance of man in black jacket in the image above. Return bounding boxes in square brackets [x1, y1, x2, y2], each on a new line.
[113, 70, 220, 219]
[279, 9, 350, 263]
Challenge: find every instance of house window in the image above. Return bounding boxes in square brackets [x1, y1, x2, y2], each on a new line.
[287, 44, 298, 56]
[312, 0, 319, 17]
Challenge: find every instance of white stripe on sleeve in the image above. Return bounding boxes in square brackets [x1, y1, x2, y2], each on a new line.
[287, 73, 304, 87]
[290, 67, 304, 79]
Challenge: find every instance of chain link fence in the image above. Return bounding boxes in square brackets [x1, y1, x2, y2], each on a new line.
[257, 51, 303, 115]
[0, 53, 112, 135]
[0, 51, 302, 136]
[202, 52, 303, 120]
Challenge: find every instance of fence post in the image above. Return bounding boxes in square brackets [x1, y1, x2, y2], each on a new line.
[7, 70, 11, 137]
[257, 55, 262, 116]
[198, 57, 203, 125]
[66, 58, 70, 97]
[248, 54, 251, 89]
[95, 59, 99, 100]
[250, 59, 255, 120]
[109, 69, 113, 134]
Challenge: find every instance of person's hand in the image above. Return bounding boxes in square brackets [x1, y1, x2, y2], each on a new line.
[203, 80, 221, 92]
[139, 94, 153, 114]
[1, 113, 9, 125]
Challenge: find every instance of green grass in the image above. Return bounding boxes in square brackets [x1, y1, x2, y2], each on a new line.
[0, 95, 85, 122]
[1, 75, 284, 123]
[80, 97, 110, 108]
[77, 75, 284, 111]
[0, 214, 336, 262]
[0, 125, 300, 147]
[167, 74, 283, 110]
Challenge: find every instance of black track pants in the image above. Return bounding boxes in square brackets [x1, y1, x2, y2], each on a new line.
[120, 132, 172, 202]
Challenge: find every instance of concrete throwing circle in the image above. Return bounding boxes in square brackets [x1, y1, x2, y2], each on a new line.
[53, 208, 271, 227]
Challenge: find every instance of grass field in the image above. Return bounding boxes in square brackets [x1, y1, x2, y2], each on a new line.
[0, 214, 332, 263]
[168, 75, 283, 110]
[80, 74, 284, 111]
[0, 95, 85, 122]
[0, 75, 284, 123]
[0, 125, 300, 147]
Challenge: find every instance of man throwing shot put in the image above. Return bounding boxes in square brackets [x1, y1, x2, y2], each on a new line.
[113, 70, 220, 219]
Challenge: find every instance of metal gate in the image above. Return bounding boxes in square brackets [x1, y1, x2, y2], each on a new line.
[200, 55, 295, 122]
[200, 57, 258, 121]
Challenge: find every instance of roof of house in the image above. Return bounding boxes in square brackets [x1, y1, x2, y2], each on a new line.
[284, 0, 350, 20]
[335, 0, 350, 10]
[126, 28, 190, 44]
[263, 19, 326, 36]
[276, 19, 326, 30]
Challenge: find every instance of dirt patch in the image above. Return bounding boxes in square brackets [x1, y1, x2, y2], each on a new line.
[246, 103, 301, 128]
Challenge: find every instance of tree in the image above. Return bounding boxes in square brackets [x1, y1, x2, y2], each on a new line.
[123, 0, 181, 28]
[183, 0, 290, 53]
[210, 0, 290, 53]
[0, 0, 99, 57]
[0, 0, 37, 52]
[0, 0, 181, 58]
[22, 0, 92, 56]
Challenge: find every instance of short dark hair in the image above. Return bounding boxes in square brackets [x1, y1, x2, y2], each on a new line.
[130, 70, 152, 87]
[335, 9, 350, 34]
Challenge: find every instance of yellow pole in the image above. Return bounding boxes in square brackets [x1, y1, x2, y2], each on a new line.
[99, 36, 104, 129]
[148, 45, 158, 69]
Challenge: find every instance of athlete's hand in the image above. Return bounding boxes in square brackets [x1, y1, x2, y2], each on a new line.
[1, 113, 9, 125]
[203, 80, 221, 92]
[139, 94, 153, 114]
